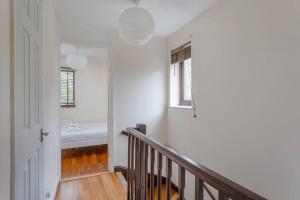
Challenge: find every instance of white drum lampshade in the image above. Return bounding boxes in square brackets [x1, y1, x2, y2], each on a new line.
[66, 52, 88, 71]
[118, 6, 155, 45]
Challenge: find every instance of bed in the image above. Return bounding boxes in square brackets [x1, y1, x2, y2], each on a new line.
[61, 121, 108, 149]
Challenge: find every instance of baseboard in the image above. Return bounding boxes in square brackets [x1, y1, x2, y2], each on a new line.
[49, 175, 60, 200]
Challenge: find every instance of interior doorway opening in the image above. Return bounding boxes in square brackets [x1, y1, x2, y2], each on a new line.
[59, 43, 109, 180]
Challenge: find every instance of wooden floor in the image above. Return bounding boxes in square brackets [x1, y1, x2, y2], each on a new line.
[61, 145, 108, 179]
[55, 173, 178, 200]
[55, 172, 127, 200]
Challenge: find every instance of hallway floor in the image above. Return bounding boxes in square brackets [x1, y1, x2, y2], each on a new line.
[55, 172, 126, 200]
[61, 145, 108, 180]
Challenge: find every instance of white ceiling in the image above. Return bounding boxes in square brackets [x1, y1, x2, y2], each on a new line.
[54, 0, 218, 37]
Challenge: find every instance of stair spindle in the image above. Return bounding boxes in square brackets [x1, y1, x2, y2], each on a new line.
[140, 141, 145, 200]
[195, 177, 204, 200]
[178, 166, 185, 200]
[135, 138, 140, 200]
[127, 134, 132, 199]
[131, 136, 135, 200]
[144, 144, 149, 200]
[150, 148, 155, 200]
[166, 158, 172, 200]
[157, 152, 162, 200]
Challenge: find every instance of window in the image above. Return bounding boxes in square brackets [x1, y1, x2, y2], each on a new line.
[60, 67, 75, 107]
[180, 58, 192, 105]
[170, 42, 192, 107]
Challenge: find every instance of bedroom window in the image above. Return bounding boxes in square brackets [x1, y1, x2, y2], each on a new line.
[60, 67, 75, 107]
[170, 42, 192, 107]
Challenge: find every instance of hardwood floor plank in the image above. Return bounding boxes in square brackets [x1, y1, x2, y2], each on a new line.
[61, 145, 108, 179]
[88, 175, 109, 200]
[56, 172, 126, 200]
[72, 179, 90, 200]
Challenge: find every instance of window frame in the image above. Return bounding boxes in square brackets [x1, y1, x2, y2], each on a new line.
[179, 60, 192, 106]
[60, 67, 76, 108]
[169, 41, 192, 108]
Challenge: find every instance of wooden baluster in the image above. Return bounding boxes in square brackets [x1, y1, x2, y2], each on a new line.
[150, 148, 155, 200]
[131, 136, 135, 200]
[157, 152, 162, 200]
[144, 144, 149, 200]
[195, 177, 204, 200]
[127, 134, 132, 200]
[166, 158, 172, 200]
[135, 138, 140, 200]
[219, 191, 229, 200]
[178, 166, 185, 200]
[140, 141, 145, 200]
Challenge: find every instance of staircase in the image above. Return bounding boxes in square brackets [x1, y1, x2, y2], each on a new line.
[148, 185, 178, 200]
[117, 171, 179, 200]
[121, 124, 267, 200]
[56, 124, 267, 200]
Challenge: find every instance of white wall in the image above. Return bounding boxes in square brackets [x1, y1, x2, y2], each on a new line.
[43, 0, 60, 199]
[110, 33, 168, 167]
[61, 61, 108, 123]
[167, 0, 300, 199]
[0, 0, 11, 198]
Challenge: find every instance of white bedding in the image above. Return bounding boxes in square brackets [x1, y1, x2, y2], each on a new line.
[61, 122, 108, 149]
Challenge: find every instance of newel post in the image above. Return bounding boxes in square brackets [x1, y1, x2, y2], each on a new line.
[136, 124, 146, 135]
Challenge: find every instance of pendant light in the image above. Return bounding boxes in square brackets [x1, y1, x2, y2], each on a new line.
[118, 0, 155, 45]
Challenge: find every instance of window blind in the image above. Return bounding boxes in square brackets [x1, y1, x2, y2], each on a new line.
[171, 41, 191, 64]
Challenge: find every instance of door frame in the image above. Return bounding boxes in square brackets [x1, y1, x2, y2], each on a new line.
[57, 40, 115, 172]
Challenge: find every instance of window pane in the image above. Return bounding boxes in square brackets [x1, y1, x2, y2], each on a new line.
[68, 71, 74, 103]
[183, 58, 192, 101]
[169, 63, 180, 106]
[60, 69, 75, 106]
[60, 71, 68, 104]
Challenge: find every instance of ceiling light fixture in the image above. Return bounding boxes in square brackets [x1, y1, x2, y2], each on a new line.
[118, 0, 155, 45]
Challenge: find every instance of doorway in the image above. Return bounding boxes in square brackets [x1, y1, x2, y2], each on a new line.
[59, 43, 109, 180]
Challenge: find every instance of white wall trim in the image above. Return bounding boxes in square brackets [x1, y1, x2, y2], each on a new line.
[9, 0, 15, 198]
[57, 38, 62, 181]
[107, 46, 115, 171]
[56, 44, 115, 171]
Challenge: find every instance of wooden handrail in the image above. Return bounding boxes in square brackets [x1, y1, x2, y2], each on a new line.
[126, 127, 266, 200]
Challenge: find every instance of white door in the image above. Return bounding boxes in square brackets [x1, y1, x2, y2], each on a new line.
[14, 0, 45, 199]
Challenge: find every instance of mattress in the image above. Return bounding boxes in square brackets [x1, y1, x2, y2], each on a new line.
[61, 122, 108, 149]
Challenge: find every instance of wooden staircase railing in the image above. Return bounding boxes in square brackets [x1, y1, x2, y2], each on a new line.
[124, 124, 266, 200]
